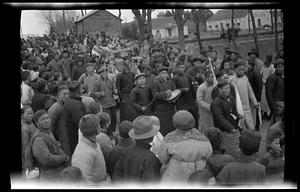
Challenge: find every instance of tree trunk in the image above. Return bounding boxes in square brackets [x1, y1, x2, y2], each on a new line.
[274, 9, 278, 52]
[147, 9, 152, 41]
[231, 9, 237, 50]
[177, 24, 185, 50]
[63, 10, 65, 22]
[132, 9, 146, 45]
[191, 9, 203, 52]
[81, 10, 84, 16]
[249, 10, 260, 54]
[248, 12, 251, 34]
[270, 9, 274, 32]
[172, 9, 186, 50]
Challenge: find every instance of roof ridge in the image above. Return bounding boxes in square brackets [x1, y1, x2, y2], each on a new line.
[74, 10, 122, 23]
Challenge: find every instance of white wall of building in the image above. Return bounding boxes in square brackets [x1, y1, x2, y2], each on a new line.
[152, 25, 188, 39]
[206, 10, 282, 32]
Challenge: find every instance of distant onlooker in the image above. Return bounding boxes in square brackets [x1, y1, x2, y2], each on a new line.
[154, 30, 161, 43]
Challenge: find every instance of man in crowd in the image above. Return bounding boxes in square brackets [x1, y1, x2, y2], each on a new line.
[266, 59, 284, 124]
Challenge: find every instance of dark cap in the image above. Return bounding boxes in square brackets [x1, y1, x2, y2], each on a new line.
[157, 66, 169, 73]
[119, 121, 134, 138]
[239, 129, 261, 155]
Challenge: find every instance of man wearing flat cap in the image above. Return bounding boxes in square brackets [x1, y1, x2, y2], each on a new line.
[92, 66, 118, 136]
[106, 120, 135, 177]
[248, 48, 264, 74]
[26, 110, 69, 181]
[231, 60, 259, 130]
[78, 62, 99, 94]
[186, 57, 206, 97]
[266, 59, 284, 123]
[130, 73, 154, 119]
[48, 84, 71, 155]
[62, 81, 86, 157]
[211, 80, 243, 159]
[116, 60, 136, 122]
[152, 66, 177, 136]
[60, 50, 73, 81]
[217, 129, 266, 184]
[173, 61, 199, 128]
[112, 116, 161, 182]
[71, 56, 86, 81]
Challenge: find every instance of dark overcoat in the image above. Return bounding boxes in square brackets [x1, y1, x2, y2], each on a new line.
[152, 76, 176, 136]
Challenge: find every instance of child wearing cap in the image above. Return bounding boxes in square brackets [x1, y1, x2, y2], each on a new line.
[96, 112, 115, 164]
[202, 127, 236, 180]
[216, 130, 266, 185]
[106, 120, 135, 177]
[257, 136, 284, 183]
[130, 73, 153, 119]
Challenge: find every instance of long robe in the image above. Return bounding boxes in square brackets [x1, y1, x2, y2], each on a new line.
[196, 81, 216, 133]
[261, 64, 275, 115]
[152, 77, 176, 136]
[232, 75, 258, 130]
[116, 71, 136, 122]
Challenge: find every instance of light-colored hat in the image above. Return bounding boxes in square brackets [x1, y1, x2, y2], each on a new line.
[129, 116, 158, 140]
[30, 70, 39, 81]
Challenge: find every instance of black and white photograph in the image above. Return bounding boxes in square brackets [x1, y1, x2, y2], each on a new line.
[4, 1, 297, 189]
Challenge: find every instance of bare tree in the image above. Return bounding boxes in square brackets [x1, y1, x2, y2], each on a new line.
[132, 9, 147, 44]
[270, 9, 274, 32]
[172, 9, 188, 50]
[38, 10, 80, 35]
[191, 9, 203, 51]
[230, 9, 238, 50]
[249, 10, 260, 54]
[274, 9, 278, 52]
[147, 9, 153, 40]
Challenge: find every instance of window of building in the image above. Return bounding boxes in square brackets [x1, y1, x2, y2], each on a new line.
[209, 26, 212, 28]
[215, 25, 218, 28]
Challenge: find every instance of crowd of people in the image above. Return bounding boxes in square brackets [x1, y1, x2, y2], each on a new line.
[20, 29, 285, 187]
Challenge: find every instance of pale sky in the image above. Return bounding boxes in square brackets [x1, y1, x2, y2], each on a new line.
[21, 9, 220, 36]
